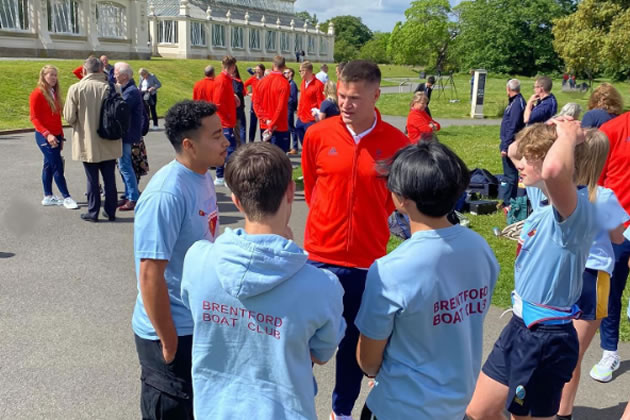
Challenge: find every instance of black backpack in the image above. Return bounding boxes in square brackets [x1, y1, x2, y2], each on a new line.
[98, 83, 130, 140]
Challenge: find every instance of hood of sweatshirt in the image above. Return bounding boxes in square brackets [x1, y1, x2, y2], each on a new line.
[215, 228, 308, 299]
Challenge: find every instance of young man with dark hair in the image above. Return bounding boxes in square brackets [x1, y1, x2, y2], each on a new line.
[181, 142, 345, 419]
[254, 55, 291, 152]
[132, 100, 229, 420]
[192, 65, 215, 102]
[356, 141, 499, 420]
[414, 75, 436, 117]
[244, 63, 265, 143]
[295, 61, 325, 154]
[302, 60, 410, 419]
[213, 56, 239, 186]
[524, 75, 557, 125]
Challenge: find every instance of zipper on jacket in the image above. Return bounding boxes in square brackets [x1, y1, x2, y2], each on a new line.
[346, 141, 360, 256]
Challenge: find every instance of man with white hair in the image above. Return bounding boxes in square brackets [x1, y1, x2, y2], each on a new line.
[100, 55, 116, 84]
[499, 79, 525, 212]
[114, 62, 144, 211]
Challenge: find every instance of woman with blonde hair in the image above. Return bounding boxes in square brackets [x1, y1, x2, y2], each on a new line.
[138, 67, 161, 130]
[557, 128, 629, 419]
[29, 65, 78, 209]
[314, 79, 340, 121]
[582, 83, 623, 128]
[406, 92, 440, 143]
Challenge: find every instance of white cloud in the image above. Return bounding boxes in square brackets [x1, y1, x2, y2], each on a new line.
[293, 0, 409, 32]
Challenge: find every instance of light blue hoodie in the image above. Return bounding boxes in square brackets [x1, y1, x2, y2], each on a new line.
[181, 227, 345, 420]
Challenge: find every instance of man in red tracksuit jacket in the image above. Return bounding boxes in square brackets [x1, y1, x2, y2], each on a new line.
[212, 56, 239, 186]
[301, 60, 410, 419]
[253, 56, 290, 152]
[244, 64, 265, 142]
[295, 61, 324, 153]
[192, 65, 215, 102]
[592, 112, 630, 379]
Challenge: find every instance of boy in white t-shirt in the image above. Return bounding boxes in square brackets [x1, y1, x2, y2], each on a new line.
[355, 141, 499, 420]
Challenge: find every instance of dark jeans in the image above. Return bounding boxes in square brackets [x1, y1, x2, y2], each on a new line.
[35, 132, 70, 198]
[499, 154, 519, 206]
[271, 130, 290, 153]
[308, 260, 368, 416]
[235, 108, 247, 146]
[248, 106, 260, 142]
[215, 128, 236, 179]
[295, 119, 315, 152]
[134, 334, 194, 420]
[288, 110, 297, 150]
[361, 404, 377, 420]
[144, 94, 158, 126]
[83, 160, 117, 219]
[600, 239, 630, 351]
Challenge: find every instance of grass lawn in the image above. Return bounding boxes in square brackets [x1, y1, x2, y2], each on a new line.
[295, 124, 630, 341]
[377, 74, 630, 119]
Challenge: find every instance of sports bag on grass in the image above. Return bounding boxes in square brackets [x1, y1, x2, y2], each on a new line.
[98, 83, 130, 140]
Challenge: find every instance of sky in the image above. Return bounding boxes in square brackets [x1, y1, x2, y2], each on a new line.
[293, 0, 462, 33]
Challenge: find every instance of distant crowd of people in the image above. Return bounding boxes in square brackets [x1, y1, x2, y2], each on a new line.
[28, 55, 630, 420]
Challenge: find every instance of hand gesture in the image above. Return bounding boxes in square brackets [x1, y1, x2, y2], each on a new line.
[46, 134, 59, 148]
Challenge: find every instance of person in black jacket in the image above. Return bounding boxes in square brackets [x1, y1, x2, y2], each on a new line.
[232, 66, 246, 147]
[285, 67, 299, 155]
[415, 75, 435, 116]
[499, 79, 526, 210]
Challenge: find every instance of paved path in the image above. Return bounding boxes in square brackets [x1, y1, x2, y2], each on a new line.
[0, 115, 628, 419]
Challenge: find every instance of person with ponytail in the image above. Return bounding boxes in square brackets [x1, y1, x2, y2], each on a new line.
[29, 65, 78, 209]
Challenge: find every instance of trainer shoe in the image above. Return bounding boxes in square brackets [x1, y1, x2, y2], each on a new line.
[590, 351, 620, 382]
[42, 195, 62, 206]
[63, 197, 79, 209]
[287, 149, 298, 155]
[214, 177, 225, 186]
[329, 412, 353, 420]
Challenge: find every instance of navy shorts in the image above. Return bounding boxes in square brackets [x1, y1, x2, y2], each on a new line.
[577, 268, 610, 320]
[482, 315, 578, 417]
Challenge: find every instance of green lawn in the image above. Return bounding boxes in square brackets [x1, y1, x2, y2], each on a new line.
[377, 74, 630, 119]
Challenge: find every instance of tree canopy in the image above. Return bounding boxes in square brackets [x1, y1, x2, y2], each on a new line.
[319, 16, 373, 65]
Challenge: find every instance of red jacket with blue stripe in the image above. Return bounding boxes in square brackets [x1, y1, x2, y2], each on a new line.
[302, 110, 410, 268]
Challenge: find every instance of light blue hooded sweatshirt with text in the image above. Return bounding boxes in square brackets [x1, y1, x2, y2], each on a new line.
[181, 227, 345, 420]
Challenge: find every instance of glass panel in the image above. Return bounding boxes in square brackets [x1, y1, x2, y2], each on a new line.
[158, 19, 177, 43]
[191, 21, 206, 46]
[0, 0, 30, 29]
[96, 2, 125, 38]
[265, 30, 276, 51]
[320, 37, 326, 55]
[294, 34, 302, 51]
[212, 23, 225, 46]
[47, 0, 79, 34]
[280, 31, 289, 52]
[249, 28, 260, 50]
[231, 26, 243, 48]
[307, 35, 315, 54]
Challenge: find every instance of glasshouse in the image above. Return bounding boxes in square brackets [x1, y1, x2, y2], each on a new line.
[0, 0, 335, 60]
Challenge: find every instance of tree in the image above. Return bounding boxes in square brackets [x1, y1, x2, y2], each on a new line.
[358, 32, 391, 64]
[319, 16, 373, 51]
[386, 0, 455, 71]
[454, 0, 575, 76]
[333, 39, 359, 63]
[553, 0, 630, 80]
[295, 11, 318, 26]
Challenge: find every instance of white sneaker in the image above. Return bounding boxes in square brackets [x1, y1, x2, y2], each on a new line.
[330, 412, 353, 420]
[214, 177, 225, 186]
[42, 195, 62, 206]
[150, 125, 160, 131]
[63, 197, 79, 209]
[590, 351, 620, 382]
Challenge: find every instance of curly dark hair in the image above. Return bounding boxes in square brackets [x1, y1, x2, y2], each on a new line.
[164, 100, 217, 152]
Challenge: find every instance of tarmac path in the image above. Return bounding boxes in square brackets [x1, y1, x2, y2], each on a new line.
[1, 113, 628, 419]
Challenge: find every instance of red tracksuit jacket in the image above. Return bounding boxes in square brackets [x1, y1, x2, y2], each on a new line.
[30, 88, 63, 136]
[302, 110, 410, 268]
[600, 112, 630, 226]
[297, 77, 325, 123]
[192, 77, 215, 103]
[253, 71, 290, 132]
[213, 71, 236, 129]
[406, 109, 440, 143]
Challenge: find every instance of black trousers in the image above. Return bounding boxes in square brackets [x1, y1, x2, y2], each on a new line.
[82, 160, 117, 219]
[361, 404, 376, 420]
[134, 334, 194, 420]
